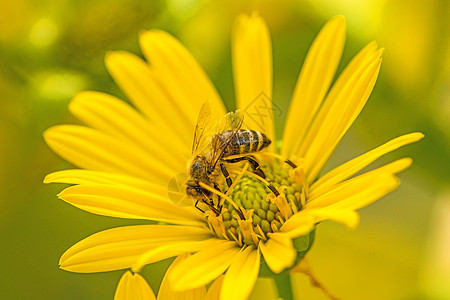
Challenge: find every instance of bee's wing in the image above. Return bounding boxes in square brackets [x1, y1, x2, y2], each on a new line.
[192, 102, 216, 155]
[167, 172, 193, 207]
[209, 109, 244, 170]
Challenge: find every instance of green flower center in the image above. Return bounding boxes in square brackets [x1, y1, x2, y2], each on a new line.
[219, 162, 303, 246]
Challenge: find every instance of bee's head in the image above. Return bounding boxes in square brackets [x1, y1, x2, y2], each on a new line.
[185, 182, 209, 198]
[188, 154, 209, 177]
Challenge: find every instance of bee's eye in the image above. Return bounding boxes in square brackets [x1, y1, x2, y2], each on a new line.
[191, 159, 207, 172]
[192, 161, 200, 170]
[186, 186, 195, 194]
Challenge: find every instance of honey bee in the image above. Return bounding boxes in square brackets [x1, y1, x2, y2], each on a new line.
[185, 102, 273, 215]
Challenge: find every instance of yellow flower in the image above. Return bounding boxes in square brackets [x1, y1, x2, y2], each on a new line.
[44, 13, 423, 299]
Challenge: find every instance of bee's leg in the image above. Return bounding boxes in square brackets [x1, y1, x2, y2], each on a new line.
[224, 157, 280, 197]
[285, 159, 297, 168]
[200, 191, 221, 216]
[245, 156, 266, 178]
[267, 185, 280, 197]
[224, 156, 266, 178]
[212, 181, 245, 220]
[213, 182, 223, 214]
[200, 198, 220, 215]
[220, 163, 233, 187]
[236, 208, 245, 220]
[194, 200, 205, 213]
[208, 204, 221, 216]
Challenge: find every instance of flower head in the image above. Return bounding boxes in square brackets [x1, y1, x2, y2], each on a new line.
[45, 13, 423, 299]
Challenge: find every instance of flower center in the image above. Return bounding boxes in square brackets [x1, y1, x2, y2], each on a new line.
[206, 161, 306, 247]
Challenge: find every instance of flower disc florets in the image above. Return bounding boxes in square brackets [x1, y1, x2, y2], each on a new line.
[208, 161, 304, 247]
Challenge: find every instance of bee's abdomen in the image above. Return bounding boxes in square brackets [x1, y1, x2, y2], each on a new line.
[219, 130, 271, 157]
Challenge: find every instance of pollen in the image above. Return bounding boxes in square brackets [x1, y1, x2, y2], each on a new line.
[209, 162, 304, 246]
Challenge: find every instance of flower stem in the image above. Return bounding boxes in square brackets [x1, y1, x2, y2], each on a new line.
[273, 273, 294, 300]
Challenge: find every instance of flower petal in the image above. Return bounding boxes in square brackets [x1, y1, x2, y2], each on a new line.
[69, 91, 189, 171]
[306, 168, 402, 211]
[205, 275, 224, 300]
[310, 157, 413, 201]
[44, 169, 167, 197]
[260, 233, 296, 274]
[310, 132, 424, 196]
[60, 225, 213, 273]
[286, 40, 378, 161]
[305, 208, 360, 229]
[115, 271, 156, 300]
[297, 43, 383, 182]
[221, 246, 260, 300]
[44, 125, 174, 184]
[105, 51, 193, 147]
[279, 214, 316, 238]
[282, 16, 346, 157]
[169, 240, 240, 290]
[157, 253, 207, 300]
[139, 30, 226, 119]
[232, 13, 275, 145]
[307, 54, 383, 182]
[57, 184, 203, 225]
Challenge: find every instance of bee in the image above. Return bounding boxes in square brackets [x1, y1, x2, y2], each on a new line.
[185, 102, 273, 216]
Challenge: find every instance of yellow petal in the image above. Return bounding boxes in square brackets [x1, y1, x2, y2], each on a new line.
[282, 16, 346, 157]
[132, 239, 233, 274]
[297, 44, 383, 182]
[115, 271, 156, 300]
[157, 253, 207, 300]
[232, 13, 275, 146]
[260, 233, 296, 274]
[44, 169, 166, 198]
[279, 214, 316, 238]
[371, 157, 413, 174]
[57, 184, 203, 225]
[69, 91, 189, 170]
[287, 40, 378, 159]
[305, 208, 360, 229]
[309, 157, 412, 203]
[60, 225, 213, 273]
[105, 51, 193, 147]
[44, 125, 174, 184]
[306, 171, 401, 211]
[139, 30, 226, 121]
[169, 240, 240, 290]
[205, 275, 224, 300]
[305, 54, 383, 182]
[221, 246, 260, 300]
[310, 132, 424, 196]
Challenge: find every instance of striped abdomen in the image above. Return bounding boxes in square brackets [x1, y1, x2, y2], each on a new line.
[214, 130, 271, 157]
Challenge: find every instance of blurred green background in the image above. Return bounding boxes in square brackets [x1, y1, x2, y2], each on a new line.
[0, 0, 448, 299]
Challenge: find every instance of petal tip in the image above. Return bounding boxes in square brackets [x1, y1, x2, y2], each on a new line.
[367, 40, 378, 49]
[68, 93, 84, 113]
[104, 50, 116, 62]
[332, 15, 346, 23]
[138, 29, 157, 42]
[43, 174, 52, 184]
[414, 132, 425, 140]
[344, 211, 360, 230]
[329, 15, 346, 29]
[43, 126, 60, 144]
[250, 11, 260, 18]
[104, 50, 129, 67]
